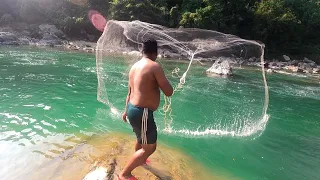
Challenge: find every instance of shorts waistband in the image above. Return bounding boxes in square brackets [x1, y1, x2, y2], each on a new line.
[128, 102, 154, 112]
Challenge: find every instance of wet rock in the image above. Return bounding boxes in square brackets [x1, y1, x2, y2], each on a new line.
[67, 42, 80, 50]
[266, 69, 274, 73]
[83, 47, 95, 53]
[0, 32, 19, 45]
[206, 58, 232, 75]
[127, 51, 141, 56]
[313, 68, 320, 74]
[83, 167, 108, 180]
[286, 65, 303, 73]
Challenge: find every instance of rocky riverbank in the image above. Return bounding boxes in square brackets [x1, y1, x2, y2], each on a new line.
[244, 55, 320, 75]
[0, 22, 97, 53]
[1, 22, 319, 76]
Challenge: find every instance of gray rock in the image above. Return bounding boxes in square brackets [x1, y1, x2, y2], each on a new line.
[0, 14, 15, 24]
[206, 58, 232, 75]
[277, 62, 287, 67]
[303, 69, 313, 74]
[271, 62, 277, 66]
[298, 62, 316, 70]
[288, 60, 299, 66]
[35, 24, 66, 46]
[286, 65, 303, 73]
[0, 32, 19, 45]
[283, 55, 290, 61]
[303, 57, 315, 64]
[39, 24, 66, 39]
[313, 68, 320, 74]
[37, 33, 63, 46]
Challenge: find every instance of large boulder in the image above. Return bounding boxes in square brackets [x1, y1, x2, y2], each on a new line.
[37, 33, 63, 46]
[0, 32, 19, 45]
[37, 24, 65, 46]
[39, 24, 66, 39]
[206, 58, 232, 76]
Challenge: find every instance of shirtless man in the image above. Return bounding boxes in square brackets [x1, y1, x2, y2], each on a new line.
[119, 39, 173, 180]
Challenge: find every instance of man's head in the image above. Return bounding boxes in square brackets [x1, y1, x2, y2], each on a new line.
[142, 38, 158, 61]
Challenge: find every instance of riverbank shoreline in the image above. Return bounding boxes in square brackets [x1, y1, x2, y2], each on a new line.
[1, 26, 319, 79]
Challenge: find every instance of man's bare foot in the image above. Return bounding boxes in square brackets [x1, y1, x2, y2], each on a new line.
[143, 158, 151, 166]
[117, 174, 137, 180]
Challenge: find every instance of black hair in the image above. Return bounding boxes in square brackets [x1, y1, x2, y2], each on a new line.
[142, 38, 158, 54]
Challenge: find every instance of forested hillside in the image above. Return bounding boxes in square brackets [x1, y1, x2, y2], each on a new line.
[1, 0, 320, 61]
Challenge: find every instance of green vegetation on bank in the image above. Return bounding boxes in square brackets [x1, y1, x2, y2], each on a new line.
[0, 0, 319, 62]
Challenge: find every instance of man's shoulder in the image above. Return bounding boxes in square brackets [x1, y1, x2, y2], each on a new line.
[149, 61, 161, 68]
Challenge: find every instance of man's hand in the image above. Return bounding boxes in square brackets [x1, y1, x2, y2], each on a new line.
[122, 112, 127, 122]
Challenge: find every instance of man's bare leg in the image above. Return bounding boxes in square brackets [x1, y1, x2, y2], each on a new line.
[135, 140, 142, 152]
[119, 143, 156, 179]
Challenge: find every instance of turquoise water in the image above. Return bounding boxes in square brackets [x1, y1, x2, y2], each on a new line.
[0, 47, 319, 179]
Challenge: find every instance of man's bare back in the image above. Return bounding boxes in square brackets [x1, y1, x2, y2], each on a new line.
[129, 57, 173, 111]
[119, 39, 173, 180]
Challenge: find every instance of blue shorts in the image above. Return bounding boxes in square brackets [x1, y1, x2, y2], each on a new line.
[126, 102, 157, 144]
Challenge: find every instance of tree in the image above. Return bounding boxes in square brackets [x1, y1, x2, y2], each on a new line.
[109, 0, 168, 25]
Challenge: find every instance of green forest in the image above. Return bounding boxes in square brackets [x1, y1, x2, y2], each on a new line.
[1, 0, 320, 61]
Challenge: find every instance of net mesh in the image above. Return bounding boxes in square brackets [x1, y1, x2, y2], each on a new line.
[96, 20, 269, 137]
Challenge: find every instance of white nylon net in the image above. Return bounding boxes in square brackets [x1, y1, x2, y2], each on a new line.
[96, 20, 269, 137]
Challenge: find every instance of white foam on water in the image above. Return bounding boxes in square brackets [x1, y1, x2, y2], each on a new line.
[23, 105, 35, 107]
[43, 106, 51, 110]
[163, 114, 269, 137]
[41, 120, 57, 129]
[0, 113, 23, 121]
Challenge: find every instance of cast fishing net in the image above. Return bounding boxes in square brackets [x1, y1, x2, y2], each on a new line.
[96, 20, 269, 137]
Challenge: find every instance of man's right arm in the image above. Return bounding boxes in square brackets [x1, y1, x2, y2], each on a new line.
[154, 64, 173, 97]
